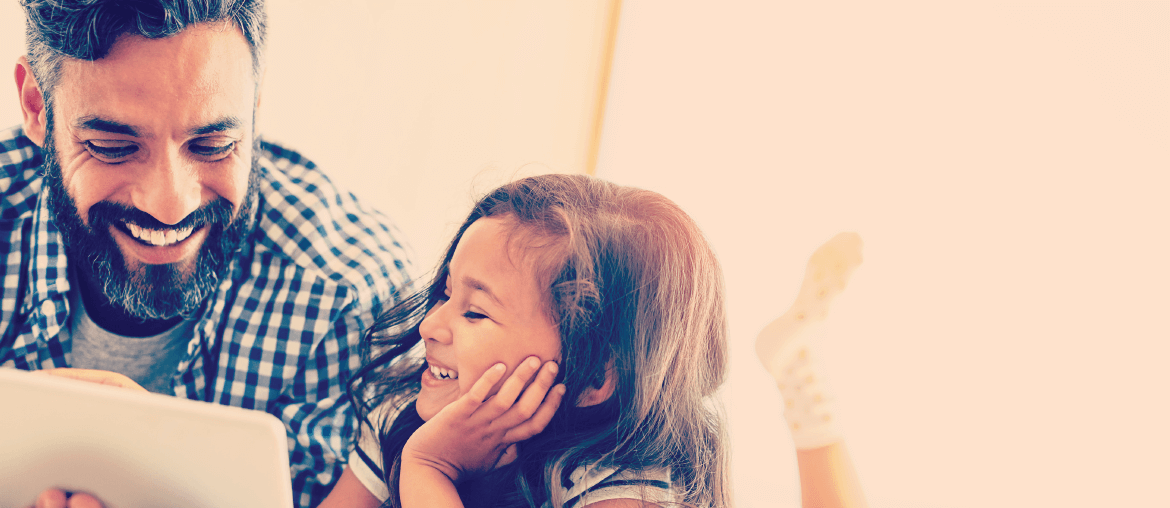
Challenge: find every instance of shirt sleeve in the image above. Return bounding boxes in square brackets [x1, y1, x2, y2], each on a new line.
[272, 290, 373, 508]
[558, 465, 678, 508]
[347, 400, 403, 502]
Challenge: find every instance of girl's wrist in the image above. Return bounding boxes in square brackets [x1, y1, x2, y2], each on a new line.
[399, 461, 463, 508]
[400, 449, 462, 485]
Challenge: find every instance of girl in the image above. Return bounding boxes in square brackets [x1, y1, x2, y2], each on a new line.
[321, 174, 730, 508]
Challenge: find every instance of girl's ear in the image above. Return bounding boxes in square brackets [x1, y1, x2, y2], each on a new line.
[575, 360, 616, 407]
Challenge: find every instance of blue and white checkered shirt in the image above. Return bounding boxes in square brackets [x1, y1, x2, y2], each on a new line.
[0, 125, 414, 508]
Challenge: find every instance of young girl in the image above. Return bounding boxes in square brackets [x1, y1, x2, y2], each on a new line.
[320, 174, 731, 508]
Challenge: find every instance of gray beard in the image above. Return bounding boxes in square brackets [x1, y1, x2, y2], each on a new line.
[41, 120, 259, 321]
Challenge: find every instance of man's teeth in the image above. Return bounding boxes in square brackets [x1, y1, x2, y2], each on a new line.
[429, 365, 458, 380]
[125, 223, 195, 247]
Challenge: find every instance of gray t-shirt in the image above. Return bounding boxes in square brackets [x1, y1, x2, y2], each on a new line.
[64, 286, 196, 394]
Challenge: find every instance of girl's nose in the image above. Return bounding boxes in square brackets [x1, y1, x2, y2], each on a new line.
[418, 300, 453, 344]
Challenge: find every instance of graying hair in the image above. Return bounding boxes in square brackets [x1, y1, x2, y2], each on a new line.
[21, 0, 266, 110]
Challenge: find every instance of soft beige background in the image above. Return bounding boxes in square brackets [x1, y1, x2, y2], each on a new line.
[595, 2, 1169, 507]
[3, 2, 1168, 507]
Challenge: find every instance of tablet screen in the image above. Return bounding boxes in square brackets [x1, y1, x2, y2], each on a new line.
[0, 368, 293, 508]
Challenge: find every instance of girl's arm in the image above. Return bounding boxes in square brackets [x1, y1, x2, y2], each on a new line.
[757, 232, 868, 508]
[399, 357, 565, 508]
[317, 467, 382, 508]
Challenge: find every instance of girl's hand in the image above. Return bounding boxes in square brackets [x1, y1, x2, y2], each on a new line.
[402, 356, 566, 484]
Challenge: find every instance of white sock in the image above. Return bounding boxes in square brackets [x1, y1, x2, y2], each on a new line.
[766, 321, 842, 450]
[755, 232, 862, 450]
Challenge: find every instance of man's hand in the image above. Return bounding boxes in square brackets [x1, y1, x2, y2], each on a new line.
[29, 489, 103, 508]
[21, 371, 137, 508]
[33, 368, 147, 392]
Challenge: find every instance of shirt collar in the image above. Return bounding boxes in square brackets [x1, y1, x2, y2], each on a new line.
[27, 178, 71, 312]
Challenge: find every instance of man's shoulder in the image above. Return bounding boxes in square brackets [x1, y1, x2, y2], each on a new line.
[0, 125, 45, 222]
[0, 125, 40, 171]
[250, 138, 415, 307]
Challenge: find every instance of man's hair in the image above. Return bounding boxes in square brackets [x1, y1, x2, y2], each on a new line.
[21, 0, 266, 109]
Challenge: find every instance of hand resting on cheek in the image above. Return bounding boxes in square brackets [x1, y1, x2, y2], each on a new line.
[399, 356, 565, 504]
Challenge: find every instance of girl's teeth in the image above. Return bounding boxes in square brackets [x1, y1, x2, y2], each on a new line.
[430, 365, 458, 380]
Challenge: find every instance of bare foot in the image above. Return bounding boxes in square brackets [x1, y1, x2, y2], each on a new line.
[756, 232, 863, 382]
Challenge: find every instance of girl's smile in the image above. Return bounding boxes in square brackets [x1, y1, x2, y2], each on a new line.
[415, 216, 561, 421]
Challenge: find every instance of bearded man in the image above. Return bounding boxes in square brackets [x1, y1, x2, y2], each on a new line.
[0, 1, 414, 506]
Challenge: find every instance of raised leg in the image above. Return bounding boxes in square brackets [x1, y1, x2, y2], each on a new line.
[755, 232, 863, 449]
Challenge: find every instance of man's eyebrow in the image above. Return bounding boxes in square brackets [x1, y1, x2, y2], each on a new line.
[461, 276, 503, 307]
[76, 116, 139, 136]
[190, 116, 242, 135]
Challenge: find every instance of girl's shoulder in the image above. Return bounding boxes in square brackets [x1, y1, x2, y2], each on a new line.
[348, 394, 419, 502]
[550, 463, 678, 508]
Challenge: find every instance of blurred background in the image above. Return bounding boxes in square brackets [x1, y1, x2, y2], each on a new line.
[3, 1, 1168, 507]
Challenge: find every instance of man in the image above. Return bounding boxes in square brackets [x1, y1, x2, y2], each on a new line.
[0, 1, 413, 506]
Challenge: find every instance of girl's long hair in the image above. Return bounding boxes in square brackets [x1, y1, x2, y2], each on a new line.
[350, 174, 729, 508]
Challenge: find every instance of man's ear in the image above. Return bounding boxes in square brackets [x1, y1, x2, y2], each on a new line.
[252, 68, 264, 133]
[15, 56, 48, 147]
[576, 360, 616, 407]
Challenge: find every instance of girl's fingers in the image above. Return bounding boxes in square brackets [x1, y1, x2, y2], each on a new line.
[504, 384, 566, 444]
[465, 363, 507, 408]
[497, 361, 559, 427]
[484, 356, 544, 416]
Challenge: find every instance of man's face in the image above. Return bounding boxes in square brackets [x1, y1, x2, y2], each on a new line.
[42, 22, 258, 320]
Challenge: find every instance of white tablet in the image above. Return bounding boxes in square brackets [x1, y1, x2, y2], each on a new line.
[0, 367, 293, 508]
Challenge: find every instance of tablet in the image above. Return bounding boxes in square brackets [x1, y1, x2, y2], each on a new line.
[0, 367, 293, 508]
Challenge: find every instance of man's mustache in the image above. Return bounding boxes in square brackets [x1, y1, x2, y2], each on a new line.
[87, 198, 234, 232]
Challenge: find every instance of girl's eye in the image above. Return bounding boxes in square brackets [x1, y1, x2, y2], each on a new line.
[189, 140, 235, 159]
[463, 311, 487, 321]
[84, 141, 138, 160]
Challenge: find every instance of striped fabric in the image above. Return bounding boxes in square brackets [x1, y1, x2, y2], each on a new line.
[0, 125, 415, 508]
[554, 463, 676, 508]
[348, 397, 679, 507]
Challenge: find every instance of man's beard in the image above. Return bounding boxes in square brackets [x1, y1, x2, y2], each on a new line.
[41, 122, 259, 322]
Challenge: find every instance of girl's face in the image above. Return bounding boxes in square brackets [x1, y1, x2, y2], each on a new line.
[416, 216, 562, 421]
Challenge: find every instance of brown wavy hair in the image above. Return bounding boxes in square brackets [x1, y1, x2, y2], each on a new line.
[351, 174, 729, 508]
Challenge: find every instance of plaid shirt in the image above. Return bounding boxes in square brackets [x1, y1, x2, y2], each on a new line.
[0, 125, 414, 508]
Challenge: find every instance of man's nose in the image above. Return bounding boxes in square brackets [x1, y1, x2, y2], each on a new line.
[131, 146, 202, 225]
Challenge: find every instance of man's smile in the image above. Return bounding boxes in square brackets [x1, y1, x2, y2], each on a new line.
[122, 221, 198, 247]
[108, 222, 210, 265]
